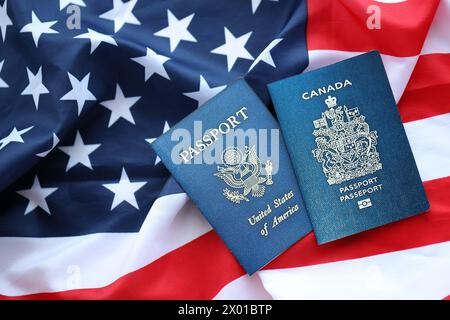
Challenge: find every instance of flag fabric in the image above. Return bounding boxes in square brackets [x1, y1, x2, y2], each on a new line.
[0, 0, 449, 300]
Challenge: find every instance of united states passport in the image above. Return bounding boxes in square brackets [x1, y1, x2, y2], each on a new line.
[268, 51, 429, 244]
[151, 80, 312, 274]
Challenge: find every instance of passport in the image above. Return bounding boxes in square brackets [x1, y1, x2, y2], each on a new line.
[268, 51, 429, 244]
[151, 80, 312, 274]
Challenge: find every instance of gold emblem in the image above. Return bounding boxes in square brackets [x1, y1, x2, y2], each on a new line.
[215, 145, 273, 204]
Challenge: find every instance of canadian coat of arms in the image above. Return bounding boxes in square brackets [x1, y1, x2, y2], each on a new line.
[312, 95, 382, 185]
[214, 145, 273, 204]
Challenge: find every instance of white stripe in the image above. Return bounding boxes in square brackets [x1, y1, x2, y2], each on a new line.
[405, 113, 450, 181]
[216, 2, 450, 300]
[0, 193, 211, 296]
[213, 112, 450, 301]
[1, 103, 448, 297]
[2, 84, 448, 299]
[2, 8, 448, 297]
[257, 241, 450, 299]
[213, 274, 272, 300]
[212, 112, 450, 300]
[421, 0, 450, 54]
[306, 50, 418, 102]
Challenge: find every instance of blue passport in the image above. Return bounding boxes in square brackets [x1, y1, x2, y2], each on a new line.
[151, 80, 312, 274]
[268, 51, 429, 244]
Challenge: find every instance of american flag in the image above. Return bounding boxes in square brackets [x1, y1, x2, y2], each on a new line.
[0, 0, 449, 300]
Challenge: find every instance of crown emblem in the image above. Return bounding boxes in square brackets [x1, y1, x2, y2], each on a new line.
[324, 95, 337, 108]
[214, 145, 274, 204]
[312, 96, 382, 185]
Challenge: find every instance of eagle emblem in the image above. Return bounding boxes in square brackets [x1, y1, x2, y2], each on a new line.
[312, 95, 382, 185]
[214, 145, 273, 204]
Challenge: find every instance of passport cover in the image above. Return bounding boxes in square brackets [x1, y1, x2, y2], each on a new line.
[152, 80, 312, 274]
[268, 51, 429, 244]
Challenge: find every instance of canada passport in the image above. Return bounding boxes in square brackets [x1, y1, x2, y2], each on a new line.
[268, 51, 429, 244]
[152, 80, 312, 274]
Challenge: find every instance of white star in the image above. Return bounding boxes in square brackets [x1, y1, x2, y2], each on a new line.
[58, 131, 101, 172]
[99, 0, 141, 33]
[21, 66, 49, 109]
[17, 176, 58, 215]
[74, 28, 117, 54]
[100, 84, 141, 127]
[0, 60, 7, 88]
[146, 121, 170, 165]
[0, 0, 12, 42]
[0, 126, 33, 150]
[211, 27, 254, 71]
[248, 38, 283, 71]
[183, 75, 226, 107]
[59, 0, 86, 10]
[36, 133, 60, 158]
[20, 11, 58, 47]
[251, 0, 279, 14]
[103, 167, 147, 210]
[154, 9, 197, 52]
[60, 72, 96, 115]
[131, 47, 171, 81]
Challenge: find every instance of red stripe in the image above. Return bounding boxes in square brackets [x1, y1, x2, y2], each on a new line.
[265, 176, 450, 270]
[399, 53, 450, 123]
[2, 176, 449, 300]
[0, 231, 244, 300]
[4, 17, 449, 299]
[444, 295, 450, 300]
[307, 0, 439, 56]
[0, 0, 447, 303]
